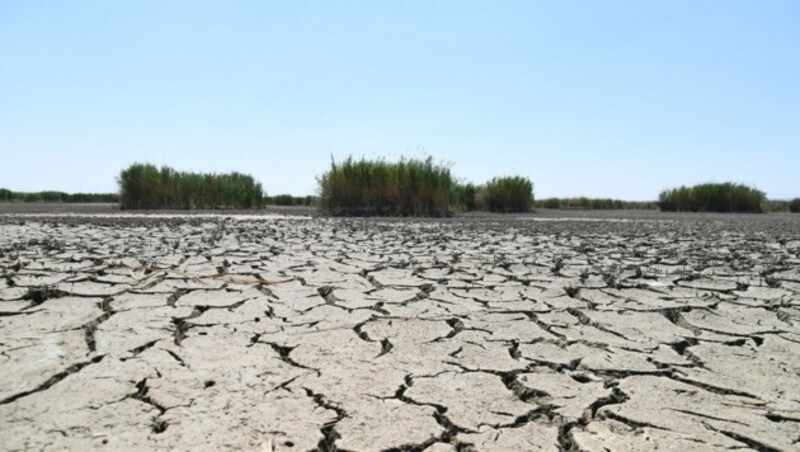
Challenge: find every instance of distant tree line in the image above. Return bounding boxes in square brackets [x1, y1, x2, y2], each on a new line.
[118, 163, 264, 209]
[533, 197, 658, 210]
[5, 161, 798, 216]
[265, 194, 318, 206]
[0, 188, 119, 203]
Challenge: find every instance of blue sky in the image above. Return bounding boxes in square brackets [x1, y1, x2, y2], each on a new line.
[1, 1, 798, 200]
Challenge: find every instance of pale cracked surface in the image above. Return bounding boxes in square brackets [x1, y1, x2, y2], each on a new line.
[1, 212, 800, 451]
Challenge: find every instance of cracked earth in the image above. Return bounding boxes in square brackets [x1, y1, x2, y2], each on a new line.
[1, 213, 799, 451]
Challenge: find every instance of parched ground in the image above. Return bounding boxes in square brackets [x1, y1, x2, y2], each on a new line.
[1, 211, 799, 451]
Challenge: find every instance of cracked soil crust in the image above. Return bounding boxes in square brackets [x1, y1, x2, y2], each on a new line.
[1, 212, 800, 451]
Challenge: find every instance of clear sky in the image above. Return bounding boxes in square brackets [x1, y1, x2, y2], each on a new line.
[1, 1, 798, 200]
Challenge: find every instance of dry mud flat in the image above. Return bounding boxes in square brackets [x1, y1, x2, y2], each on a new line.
[1, 213, 799, 451]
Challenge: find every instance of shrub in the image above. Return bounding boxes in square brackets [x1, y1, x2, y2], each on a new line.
[477, 176, 534, 213]
[317, 156, 453, 216]
[658, 182, 765, 213]
[118, 163, 264, 210]
[790, 198, 800, 213]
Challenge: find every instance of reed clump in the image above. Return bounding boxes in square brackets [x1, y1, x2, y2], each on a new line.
[318, 156, 453, 216]
[476, 176, 534, 213]
[658, 182, 765, 213]
[450, 182, 479, 212]
[118, 163, 264, 210]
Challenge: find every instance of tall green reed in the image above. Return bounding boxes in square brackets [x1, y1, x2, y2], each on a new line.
[477, 176, 534, 213]
[658, 182, 765, 213]
[118, 163, 264, 209]
[317, 156, 453, 216]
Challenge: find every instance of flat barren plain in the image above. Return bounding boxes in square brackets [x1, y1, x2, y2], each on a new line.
[1, 208, 799, 451]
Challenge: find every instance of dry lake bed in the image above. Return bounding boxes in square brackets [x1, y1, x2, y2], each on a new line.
[1, 208, 799, 451]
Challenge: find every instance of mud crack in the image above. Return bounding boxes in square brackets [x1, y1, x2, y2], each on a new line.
[0, 355, 106, 405]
